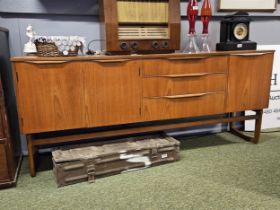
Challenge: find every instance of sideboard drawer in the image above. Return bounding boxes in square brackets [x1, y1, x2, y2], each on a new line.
[143, 73, 226, 97]
[143, 92, 225, 120]
[142, 56, 228, 76]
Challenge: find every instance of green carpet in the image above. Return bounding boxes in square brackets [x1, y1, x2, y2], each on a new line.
[1, 132, 280, 210]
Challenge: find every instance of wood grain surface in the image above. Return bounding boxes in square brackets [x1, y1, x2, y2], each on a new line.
[12, 51, 274, 134]
[226, 52, 274, 112]
[0, 142, 9, 181]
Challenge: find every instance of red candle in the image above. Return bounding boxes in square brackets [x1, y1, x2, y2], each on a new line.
[201, 0, 212, 34]
[187, 0, 199, 34]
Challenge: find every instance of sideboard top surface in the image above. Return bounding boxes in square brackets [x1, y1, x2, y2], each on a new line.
[11, 50, 274, 62]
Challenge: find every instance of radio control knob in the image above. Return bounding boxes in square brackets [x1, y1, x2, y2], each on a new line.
[130, 42, 139, 50]
[120, 42, 128, 50]
[152, 41, 160, 49]
[162, 41, 169, 48]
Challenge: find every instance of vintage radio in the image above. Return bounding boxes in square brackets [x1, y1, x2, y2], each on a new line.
[100, 0, 181, 54]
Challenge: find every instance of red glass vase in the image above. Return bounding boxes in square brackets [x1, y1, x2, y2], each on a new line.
[187, 0, 199, 34]
[201, 0, 212, 34]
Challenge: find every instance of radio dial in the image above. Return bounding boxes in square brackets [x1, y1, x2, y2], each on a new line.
[130, 42, 139, 50]
[162, 41, 169, 48]
[152, 41, 160, 49]
[120, 42, 128, 50]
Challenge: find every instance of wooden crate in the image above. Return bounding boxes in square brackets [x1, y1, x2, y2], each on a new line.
[52, 135, 180, 187]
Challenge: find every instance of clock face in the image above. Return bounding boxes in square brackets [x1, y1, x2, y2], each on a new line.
[233, 23, 248, 41]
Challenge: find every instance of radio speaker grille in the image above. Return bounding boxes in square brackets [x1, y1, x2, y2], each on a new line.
[118, 26, 169, 40]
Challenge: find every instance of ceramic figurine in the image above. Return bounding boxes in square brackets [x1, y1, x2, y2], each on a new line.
[23, 24, 37, 54]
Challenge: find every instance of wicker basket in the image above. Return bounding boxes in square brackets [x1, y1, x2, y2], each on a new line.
[35, 42, 79, 57]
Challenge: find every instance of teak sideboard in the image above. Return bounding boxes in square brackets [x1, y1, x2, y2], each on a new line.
[11, 50, 274, 176]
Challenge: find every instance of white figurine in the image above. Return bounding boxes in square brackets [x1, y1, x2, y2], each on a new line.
[23, 24, 37, 54]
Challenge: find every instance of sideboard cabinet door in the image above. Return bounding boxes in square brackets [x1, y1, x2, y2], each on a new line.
[14, 62, 87, 133]
[226, 53, 274, 112]
[84, 60, 142, 127]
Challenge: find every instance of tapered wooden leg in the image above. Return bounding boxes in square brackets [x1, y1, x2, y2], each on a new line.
[27, 134, 36, 177]
[229, 112, 235, 128]
[229, 110, 263, 144]
[252, 110, 263, 144]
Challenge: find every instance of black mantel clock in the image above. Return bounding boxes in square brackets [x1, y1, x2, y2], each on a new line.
[216, 12, 257, 51]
